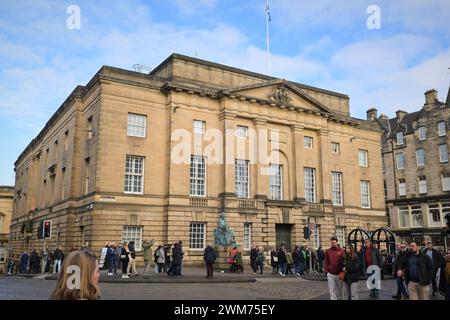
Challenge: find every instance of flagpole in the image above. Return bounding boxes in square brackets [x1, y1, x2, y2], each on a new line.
[266, 0, 270, 76]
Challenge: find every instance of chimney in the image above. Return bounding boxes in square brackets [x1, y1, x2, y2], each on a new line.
[366, 107, 378, 121]
[424, 89, 438, 106]
[395, 110, 408, 122]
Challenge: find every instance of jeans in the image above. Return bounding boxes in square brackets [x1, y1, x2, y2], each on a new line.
[327, 273, 344, 300]
[54, 259, 62, 274]
[107, 258, 115, 273]
[278, 262, 286, 274]
[257, 262, 264, 274]
[345, 282, 359, 300]
[396, 277, 408, 297]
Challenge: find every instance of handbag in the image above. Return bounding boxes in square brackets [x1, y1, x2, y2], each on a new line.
[338, 271, 346, 281]
[120, 254, 126, 260]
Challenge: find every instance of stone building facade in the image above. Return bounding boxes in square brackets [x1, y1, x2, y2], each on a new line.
[9, 54, 387, 265]
[0, 186, 13, 272]
[368, 88, 450, 249]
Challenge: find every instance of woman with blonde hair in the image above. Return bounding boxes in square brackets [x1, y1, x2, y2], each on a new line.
[50, 250, 100, 300]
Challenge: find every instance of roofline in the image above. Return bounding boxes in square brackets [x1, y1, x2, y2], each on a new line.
[150, 53, 349, 99]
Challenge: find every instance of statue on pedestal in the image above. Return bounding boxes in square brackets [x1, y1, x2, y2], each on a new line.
[214, 212, 236, 247]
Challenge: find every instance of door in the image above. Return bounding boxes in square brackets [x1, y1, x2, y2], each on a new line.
[275, 224, 292, 250]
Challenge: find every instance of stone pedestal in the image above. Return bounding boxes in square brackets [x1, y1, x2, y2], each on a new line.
[214, 246, 231, 271]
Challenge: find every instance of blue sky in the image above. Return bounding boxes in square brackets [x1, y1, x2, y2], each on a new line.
[0, 0, 449, 185]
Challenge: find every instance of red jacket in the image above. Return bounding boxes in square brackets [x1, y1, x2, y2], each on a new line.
[324, 246, 345, 275]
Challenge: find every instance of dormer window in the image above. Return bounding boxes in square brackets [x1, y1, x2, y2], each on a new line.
[396, 132, 404, 145]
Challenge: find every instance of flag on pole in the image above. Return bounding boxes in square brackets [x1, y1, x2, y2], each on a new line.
[265, 3, 271, 22]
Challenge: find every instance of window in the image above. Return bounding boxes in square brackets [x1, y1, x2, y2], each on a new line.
[269, 164, 282, 200]
[235, 159, 249, 198]
[87, 116, 93, 139]
[416, 149, 425, 166]
[396, 153, 405, 170]
[54, 140, 58, 160]
[411, 205, 423, 227]
[442, 174, 450, 191]
[193, 120, 205, 135]
[122, 226, 142, 251]
[438, 121, 447, 137]
[360, 180, 371, 208]
[304, 168, 316, 203]
[189, 223, 205, 249]
[443, 203, 450, 227]
[428, 205, 441, 227]
[398, 206, 410, 228]
[84, 158, 90, 194]
[335, 226, 346, 246]
[127, 113, 147, 137]
[396, 132, 404, 145]
[358, 150, 368, 167]
[418, 176, 427, 194]
[64, 130, 69, 151]
[304, 136, 313, 148]
[124, 155, 144, 194]
[244, 223, 252, 250]
[190, 155, 206, 196]
[439, 144, 448, 163]
[418, 127, 427, 141]
[236, 125, 248, 138]
[313, 225, 320, 249]
[398, 179, 406, 196]
[331, 172, 343, 206]
[331, 142, 340, 154]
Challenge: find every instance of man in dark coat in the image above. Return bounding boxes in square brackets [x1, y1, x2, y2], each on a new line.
[250, 246, 258, 273]
[171, 242, 183, 276]
[29, 250, 40, 274]
[20, 251, 29, 274]
[438, 248, 450, 300]
[424, 242, 443, 296]
[360, 239, 383, 298]
[392, 243, 408, 299]
[277, 246, 287, 276]
[317, 246, 325, 273]
[203, 244, 217, 278]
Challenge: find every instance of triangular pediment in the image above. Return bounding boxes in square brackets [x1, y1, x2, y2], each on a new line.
[225, 80, 334, 114]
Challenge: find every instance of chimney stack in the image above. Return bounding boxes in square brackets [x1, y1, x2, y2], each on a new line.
[424, 89, 438, 106]
[396, 110, 408, 122]
[366, 107, 378, 121]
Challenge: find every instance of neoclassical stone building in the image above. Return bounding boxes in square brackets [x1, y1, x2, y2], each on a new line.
[368, 88, 450, 249]
[9, 54, 387, 265]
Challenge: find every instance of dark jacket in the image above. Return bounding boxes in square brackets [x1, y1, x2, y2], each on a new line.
[277, 249, 287, 264]
[203, 246, 216, 263]
[293, 248, 301, 264]
[250, 248, 258, 261]
[317, 249, 325, 262]
[128, 242, 136, 259]
[423, 248, 442, 271]
[270, 250, 278, 266]
[439, 259, 450, 294]
[120, 247, 129, 261]
[360, 246, 383, 274]
[341, 254, 360, 284]
[53, 249, 64, 261]
[393, 250, 408, 277]
[172, 244, 183, 264]
[399, 251, 434, 286]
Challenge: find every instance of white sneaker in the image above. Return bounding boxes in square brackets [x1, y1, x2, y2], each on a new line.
[108, 272, 113, 276]
[281, 273, 285, 277]
[279, 272, 282, 276]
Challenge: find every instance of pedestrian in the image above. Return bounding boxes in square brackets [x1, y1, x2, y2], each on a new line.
[178, 241, 185, 276]
[154, 245, 161, 273]
[256, 247, 266, 274]
[438, 248, 450, 300]
[424, 242, 443, 296]
[285, 249, 294, 275]
[115, 243, 122, 272]
[293, 246, 302, 276]
[7, 258, 15, 276]
[236, 250, 244, 273]
[228, 246, 238, 273]
[157, 245, 165, 273]
[29, 249, 40, 274]
[111, 243, 118, 274]
[142, 239, 153, 278]
[392, 242, 409, 300]
[270, 247, 278, 275]
[397, 241, 434, 300]
[361, 239, 383, 298]
[250, 246, 258, 274]
[277, 245, 287, 276]
[171, 242, 183, 276]
[50, 250, 100, 300]
[43, 248, 52, 274]
[20, 251, 29, 274]
[165, 244, 172, 274]
[120, 242, 130, 279]
[203, 244, 216, 278]
[127, 241, 138, 276]
[53, 246, 64, 274]
[324, 236, 345, 300]
[341, 244, 360, 300]
[106, 243, 116, 276]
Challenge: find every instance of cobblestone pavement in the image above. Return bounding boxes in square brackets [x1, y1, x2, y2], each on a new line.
[0, 267, 444, 300]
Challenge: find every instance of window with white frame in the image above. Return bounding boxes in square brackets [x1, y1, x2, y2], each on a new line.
[235, 159, 249, 198]
[398, 206, 410, 228]
[304, 168, 316, 203]
[236, 125, 248, 138]
[358, 149, 368, 167]
[331, 172, 343, 206]
[335, 226, 346, 246]
[269, 164, 282, 200]
[438, 121, 447, 137]
[418, 127, 427, 141]
[442, 173, 450, 191]
[313, 225, 320, 249]
[396, 153, 406, 170]
[193, 120, 205, 135]
[190, 155, 206, 196]
[244, 223, 252, 250]
[122, 226, 142, 251]
[360, 180, 371, 208]
[411, 205, 423, 227]
[416, 149, 425, 166]
[442, 203, 450, 227]
[439, 144, 448, 163]
[127, 113, 147, 137]
[124, 155, 144, 194]
[396, 132, 404, 145]
[418, 176, 427, 194]
[428, 204, 441, 227]
[189, 222, 205, 249]
[398, 179, 406, 196]
[304, 136, 313, 149]
[331, 142, 340, 154]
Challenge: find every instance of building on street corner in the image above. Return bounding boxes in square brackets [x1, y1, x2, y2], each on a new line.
[0, 186, 13, 273]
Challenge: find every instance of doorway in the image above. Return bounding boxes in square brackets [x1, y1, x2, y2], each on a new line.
[275, 224, 292, 250]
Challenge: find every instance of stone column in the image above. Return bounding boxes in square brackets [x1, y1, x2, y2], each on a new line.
[291, 124, 304, 201]
[318, 129, 331, 203]
[253, 118, 268, 198]
[221, 112, 236, 196]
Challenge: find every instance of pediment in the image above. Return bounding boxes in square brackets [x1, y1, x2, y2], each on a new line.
[226, 80, 333, 114]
